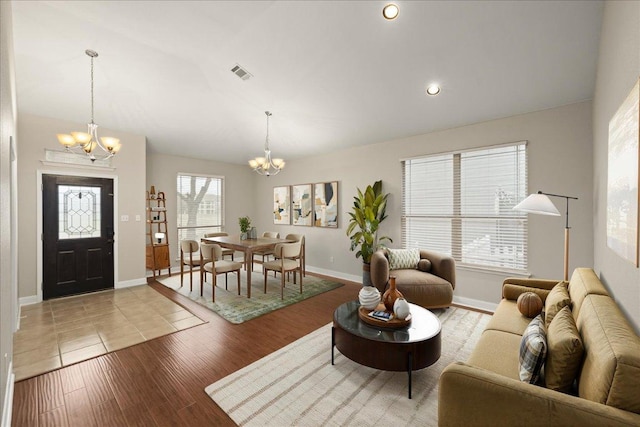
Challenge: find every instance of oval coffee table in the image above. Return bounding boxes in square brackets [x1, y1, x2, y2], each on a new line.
[332, 300, 441, 399]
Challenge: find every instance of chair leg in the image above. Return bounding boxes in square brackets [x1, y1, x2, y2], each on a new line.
[212, 276, 215, 303]
[299, 269, 303, 294]
[189, 264, 193, 292]
[264, 269, 268, 294]
[281, 269, 285, 300]
[180, 261, 184, 287]
[237, 271, 241, 295]
[225, 273, 228, 290]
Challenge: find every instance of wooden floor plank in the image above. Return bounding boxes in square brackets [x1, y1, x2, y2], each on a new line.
[12, 274, 359, 426]
[11, 376, 38, 427]
[92, 398, 127, 427]
[63, 388, 98, 427]
[36, 370, 65, 414]
[58, 363, 85, 395]
[38, 407, 69, 427]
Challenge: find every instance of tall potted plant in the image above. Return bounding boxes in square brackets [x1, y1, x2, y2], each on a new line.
[346, 180, 392, 287]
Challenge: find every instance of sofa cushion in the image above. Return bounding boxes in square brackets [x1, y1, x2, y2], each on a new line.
[417, 258, 432, 272]
[388, 248, 420, 270]
[576, 295, 640, 414]
[544, 281, 571, 328]
[545, 306, 584, 392]
[468, 329, 522, 380]
[567, 268, 609, 320]
[393, 270, 453, 308]
[485, 299, 533, 336]
[519, 314, 547, 384]
[503, 283, 550, 303]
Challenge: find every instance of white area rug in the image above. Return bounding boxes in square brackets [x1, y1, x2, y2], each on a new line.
[205, 306, 490, 426]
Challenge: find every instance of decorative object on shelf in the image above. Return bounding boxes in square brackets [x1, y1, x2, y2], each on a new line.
[55, 49, 122, 162]
[273, 186, 291, 225]
[393, 297, 411, 320]
[149, 185, 156, 199]
[313, 181, 338, 228]
[513, 191, 578, 281]
[239, 216, 251, 240]
[346, 180, 392, 286]
[606, 78, 639, 267]
[382, 276, 403, 312]
[517, 292, 543, 318]
[155, 232, 165, 244]
[248, 111, 285, 176]
[358, 286, 381, 310]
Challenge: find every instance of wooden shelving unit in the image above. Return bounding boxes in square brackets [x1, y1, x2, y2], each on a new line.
[146, 189, 171, 277]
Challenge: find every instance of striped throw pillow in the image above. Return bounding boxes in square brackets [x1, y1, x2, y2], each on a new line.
[519, 314, 547, 384]
[388, 248, 420, 270]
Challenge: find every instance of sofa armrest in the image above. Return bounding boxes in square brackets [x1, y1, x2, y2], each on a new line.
[370, 249, 390, 293]
[438, 362, 640, 427]
[420, 249, 456, 289]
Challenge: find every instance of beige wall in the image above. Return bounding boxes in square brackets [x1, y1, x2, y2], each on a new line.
[1, 0, 18, 419]
[592, 0, 640, 331]
[146, 152, 255, 265]
[17, 113, 147, 301]
[252, 101, 595, 309]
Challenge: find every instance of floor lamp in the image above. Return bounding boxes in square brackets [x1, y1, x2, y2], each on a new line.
[513, 191, 578, 281]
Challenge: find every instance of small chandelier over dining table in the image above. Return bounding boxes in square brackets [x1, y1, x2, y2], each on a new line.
[56, 49, 122, 162]
[248, 111, 285, 176]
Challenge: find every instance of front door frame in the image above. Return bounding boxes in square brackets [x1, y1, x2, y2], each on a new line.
[36, 168, 119, 303]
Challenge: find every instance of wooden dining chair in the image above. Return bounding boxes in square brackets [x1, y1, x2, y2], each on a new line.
[252, 231, 280, 269]
[180, 239, 211, 291]
[262, 241, 302, 300]
[200, 243, 243, 302]
[203, 232, 235, 260]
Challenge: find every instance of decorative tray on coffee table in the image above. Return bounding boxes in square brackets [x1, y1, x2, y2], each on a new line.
[358, 303, 412, 329]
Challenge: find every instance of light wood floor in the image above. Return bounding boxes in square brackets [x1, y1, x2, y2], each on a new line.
[11, 274, 359, 426]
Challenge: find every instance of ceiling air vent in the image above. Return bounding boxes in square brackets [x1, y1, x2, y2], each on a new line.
[231, 64, 252, 81]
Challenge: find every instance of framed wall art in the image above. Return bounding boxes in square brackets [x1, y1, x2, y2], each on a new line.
[314, 181, 338, 228]
[291, 184, 313, 226]
[273, 186, 290, 225]
[607, 78, 639, 267]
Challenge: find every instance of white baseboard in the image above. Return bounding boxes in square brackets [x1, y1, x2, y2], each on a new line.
[453, 295, 498, 313]
[306, 266, 361, 284]
[18, 295, 39, 307]
[116, 277, 147, 289]
[1, 362, 14, 427]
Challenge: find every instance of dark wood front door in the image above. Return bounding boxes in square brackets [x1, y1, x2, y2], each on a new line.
[43, 174, 115, 300]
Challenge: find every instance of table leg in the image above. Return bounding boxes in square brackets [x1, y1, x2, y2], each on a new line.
[246, 248, 253, 298]
[331, 327, 335, 365]
[407, 352, 413, 399]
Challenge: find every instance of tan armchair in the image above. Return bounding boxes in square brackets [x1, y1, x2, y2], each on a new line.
[200, 243, 243, 302]
[263, 241, 303, 300]
[370, 249, 455, 309]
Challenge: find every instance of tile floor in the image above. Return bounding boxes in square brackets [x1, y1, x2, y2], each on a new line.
[13, 284, 205, 381]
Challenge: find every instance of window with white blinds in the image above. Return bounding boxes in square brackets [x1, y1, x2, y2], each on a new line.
[176, 173, 224, 242]
[402, 142, 528, 272]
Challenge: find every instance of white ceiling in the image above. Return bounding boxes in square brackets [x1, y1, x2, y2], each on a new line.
[11, 1, 603, 165]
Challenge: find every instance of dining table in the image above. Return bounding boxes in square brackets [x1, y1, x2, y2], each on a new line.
[201, 234, 293, 298]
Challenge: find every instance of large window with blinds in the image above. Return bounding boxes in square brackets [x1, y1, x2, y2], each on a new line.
[177, 173, 224, 242]
[402, 142, 528, 272]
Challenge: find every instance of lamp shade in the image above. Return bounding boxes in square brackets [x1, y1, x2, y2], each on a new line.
[513, 193, 560, 216]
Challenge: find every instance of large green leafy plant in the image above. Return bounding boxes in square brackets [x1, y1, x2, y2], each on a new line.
[346, 180, 392, 264]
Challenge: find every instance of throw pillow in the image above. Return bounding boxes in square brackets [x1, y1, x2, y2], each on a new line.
[519, 314, 547, 384]
[388, 248, 420, 270]
[417, 259, 432, 272]
[545, 306, 584, 393]
[544, 281, 572, 328]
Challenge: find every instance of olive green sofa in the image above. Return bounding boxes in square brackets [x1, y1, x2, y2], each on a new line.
[438, 268, 640, 426]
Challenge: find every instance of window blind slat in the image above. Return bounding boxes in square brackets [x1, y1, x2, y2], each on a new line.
[401, 142, 528, 272]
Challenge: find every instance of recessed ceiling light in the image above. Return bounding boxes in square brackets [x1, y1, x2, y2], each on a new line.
[382, 3, 399, 20]
[426, 84, 441, 96]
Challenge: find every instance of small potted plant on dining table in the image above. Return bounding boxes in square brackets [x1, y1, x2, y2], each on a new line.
[239, 216, 251, 240]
